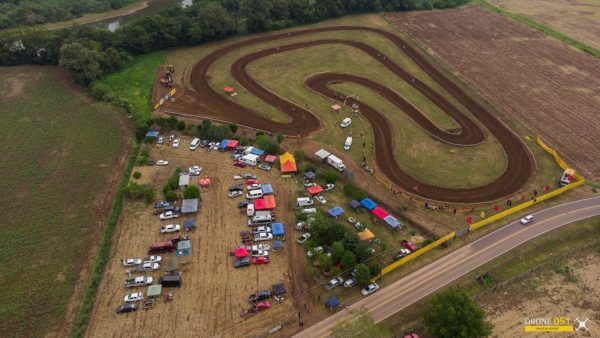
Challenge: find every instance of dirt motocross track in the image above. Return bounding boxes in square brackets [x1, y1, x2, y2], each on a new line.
[175, 26, 534, 203]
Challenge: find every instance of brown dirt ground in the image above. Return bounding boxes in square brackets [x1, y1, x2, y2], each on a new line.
[386, 4, 600, 181]
[479, 253, 600, 337]
[86, 135, 306, 337]
[491, 0, 600, 51]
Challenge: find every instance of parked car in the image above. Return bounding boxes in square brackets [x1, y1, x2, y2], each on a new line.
[233, 174, 243, 180]
[159, 210, 180, 220]
[238, 201, 250, 208]
[324, 183, 335, 191]
[157, 136, 164, 144]
[340, 117, 352, 128]
[172, 138, 180, 148]
[229, 184, 244, 192]
[303, 182, 316, 188]
[156, 160, 169, 166]
[314, 195, 326, 205]
[361, 283, 379, 296]
[326, 277, 344, 290]
[234, 257, 251, 268]
[143, 255, 162, 264]
[253, 226, 272, 234]
[188, 166, 202, 175]
[228, 191, 243, 198]
[347, 217, 357, 224]
[135, 262, 160, 272]
[248, 290, 272, 303]
[122, 258, 142, 266]
[160, 224, 181, 234]
[297, 233, 311, 244]
[250, 301, 271, 312]
[153, 205, 180, 215]
[307, 246, 324, 258]
[250, 250, 269, 257]
[115, 303, 138, 314]
[124, 292, 144, 303]
[354, 222, 364, 231]
[258, 164, 271, 171]
[234, 161, 247, 168]
[344, 278, 357, 288]
[243, 173, 257, 179]
[252, 256, 270, 265]
[393, 248, 411, 261]
[124, 276, 153, 288]
[247, 183, 262, 191]
[520, 215, 534, 225]
[401, 240, 417, 252]
[295, 221, 307, 231]
[154, 201, 170, 209]
[254, 233, 273, 241]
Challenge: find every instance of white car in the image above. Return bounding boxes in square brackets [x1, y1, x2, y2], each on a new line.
[253, 226, 272, 234]
[307, 246, 324, 258]
[159, 211, 180, 220]
[326, 277, 344, 290]
[160, 224, 181, 233]
[520, 215, 534, 225]
[254, 233, 273, 241]
[354, 222, 364, 231]
[250, 249, 270, 257]
[188, 166, 202, 175]
[137, 262, 160, 271]
[124, 292, 144, 302]
[297, 233, 311, 244]
[122, 258, 142, 267]
[303, 182, 316, 188]
[233, 174, 242, 180]
[340, 117, 352, 128]
[314, 195, 326, 205]
[344, 278, 357, 288]
[247, 183, 262, 190]
[361, 283, 379, 296]
[347, 217, 357, 224]
[324, 184, 335, 191]
[143, 255, 162, 264]
[125, 276, 153, 288]
[157, 136, 164, 144]
[156, 160, 169, 166]
[228, 191, 243, 198]
[172, 139, 180, 148]
[258, 164, 271, 171]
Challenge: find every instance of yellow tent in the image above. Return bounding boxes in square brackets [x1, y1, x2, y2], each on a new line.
[279, 152, 297, 173]
[357, 229, 375, 241]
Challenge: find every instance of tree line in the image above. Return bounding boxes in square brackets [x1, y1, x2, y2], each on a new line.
[0, 0, 468, 85]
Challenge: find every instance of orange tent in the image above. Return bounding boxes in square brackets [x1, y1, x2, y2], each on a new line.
[279, 152, 297, 173]
[199, 176, 212, 188]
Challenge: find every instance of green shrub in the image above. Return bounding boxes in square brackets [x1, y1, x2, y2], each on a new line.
[176, 120, 186, 131]
[165, 191, 178, 202]
[343, 183, 367, 200]
[183, 185, 200, 199]
[324, 170, 338, 184]
[133, 171, 142, 179]
[354, 263, 371, 285]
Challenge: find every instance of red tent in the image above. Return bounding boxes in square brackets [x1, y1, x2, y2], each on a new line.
[223, 86, 234, 93]
[371, 207, 389, 220]
[254, 195, 276, 210]
[264, 155, 277, 163]
[227, 140, 239, 148]
[199, 176, 212, 188]
[307, 185, 324, 196]
[234, 247, 248, 259]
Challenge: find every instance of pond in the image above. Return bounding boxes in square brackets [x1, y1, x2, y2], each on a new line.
[94, 0, 194, 32]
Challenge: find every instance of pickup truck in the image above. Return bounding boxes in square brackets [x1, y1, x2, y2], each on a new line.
[124, 276, 153, 288]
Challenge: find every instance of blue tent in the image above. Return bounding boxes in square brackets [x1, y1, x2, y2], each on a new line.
[360, 198, 377, 211]
[384, 215, 402, 229]
[304, 171, 316, 180]
[348, 200, 361, 209]
[218, 139, 229, 149]
[184, 219, 196, 230]
[145, 131, 159, 138]
[272, 223, 285, 236]
[262, 184, 274, 195]
[176, 240, 192, 257]
[250, 148, 265, 156]
[273, 240, 283, 250]
[328, 206, 344, 218]
[326, 295, 340, 309]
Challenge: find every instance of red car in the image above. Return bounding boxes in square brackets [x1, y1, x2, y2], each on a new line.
[250, 301, 271, 312]
[252, 256, 270, 265]
[246, 179, 260, 185]
[401, 240, 417, 252]
[234, 161, 247, 168]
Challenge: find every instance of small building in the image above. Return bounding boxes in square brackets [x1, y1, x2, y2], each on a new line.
[330, 104, 341, 113]
[179, 173, 190, 189]
[181, 198, 199, 214]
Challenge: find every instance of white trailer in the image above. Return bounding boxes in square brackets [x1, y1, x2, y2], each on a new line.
[240, 154, 259, 166]
[327, 155, 346, 172]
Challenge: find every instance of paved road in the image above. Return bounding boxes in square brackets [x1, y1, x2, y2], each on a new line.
[294, 196, 600, 337]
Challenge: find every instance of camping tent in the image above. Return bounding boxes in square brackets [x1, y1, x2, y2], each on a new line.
[182, 198, 199, 214]
[234, 247, 248, 259]
[357, 229, 375, 241]
[348, 200, 361, 209]
[360, 198, 377, 211]
[264, 155, 277, 163]
[279, 152, 297, 173]
[176, 240, 192, 257]
[165, 256, 179, 272]
[273, 240, 283, 250]
[255, 195, 276, 210]
[184, 219, 197, 231]
[315, 149, 331, 161]
[199, 176, 212, 189]
[250, 148, 265, 156]
[147, 284, 162, 298]
[326, 295, 341, 309]
[218, 139, 229, 150]
[328, 206, 344, 218]
[371, 206, 389, 220]
[261, 184, 274, 195]
[384, 215, 402, 229]
[227, 139, 239, 149]
[272, 283, 286, 296]
[304, 171, 316, 180]
[272, 223, 285, 236]
[307, 185, 324, 196]
[145, 131, 159, 138]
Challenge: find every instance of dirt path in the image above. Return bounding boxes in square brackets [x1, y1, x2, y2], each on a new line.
[168, 26, 534, 203]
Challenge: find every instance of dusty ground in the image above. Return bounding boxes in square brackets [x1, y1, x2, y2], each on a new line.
[86, 135, 302, 337]
[491, 0, 600, 50]
[386, 4, 600, 181]
[480, 253, 600, 337]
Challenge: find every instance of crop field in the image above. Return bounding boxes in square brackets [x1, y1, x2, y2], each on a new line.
[387, 4, 600, 182]
[490, 0, 600, 51]
[0, 66, 129, 337]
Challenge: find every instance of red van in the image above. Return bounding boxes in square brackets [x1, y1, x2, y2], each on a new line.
[148, 241, 175, 254]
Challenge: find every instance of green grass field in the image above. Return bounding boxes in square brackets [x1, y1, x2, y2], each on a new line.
[0, 66, 125, 336]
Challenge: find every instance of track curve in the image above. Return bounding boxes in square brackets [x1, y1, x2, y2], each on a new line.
[183, 26, 535, 203]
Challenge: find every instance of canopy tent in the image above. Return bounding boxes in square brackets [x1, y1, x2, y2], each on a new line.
[254, 195, 276, 210]
[360, 198, 377, 211]
[179, 174, 190, 187]
[357, 229, 375, 241]
[145, 131, 159, 138]
[384, 215, 402, 229]
[183, 219, 196, 230]
[272, 240, 283, 250]
[218, 139, 229, 149]
[176, 240, 192, 257]
[223, 86, 235, 93]
[272, 283, 287, 296]
[165, 256, 179, 272]
[330, 104, 341, 112]
[233, 247, 248, 259]
[279, 152, 297, 173]
[199, 176, 212, 188]
[264, 155, 277, 163]
[227, 139, 239, 148]
[307, 185, 324, 196]
[147, 284, 162, 298]
[271, 223, 285, 236]
[326, 295, 341, 309]
[250, 148, 265, 156]
[315, 148, 331, 161]
[348, 200, 361, 209]
[371, 206, 389, 220]
[304, 171, 316, 180]
[328, 206, 344, 218]
[261, 184, 274, 195]
[182, 198, 199, 214]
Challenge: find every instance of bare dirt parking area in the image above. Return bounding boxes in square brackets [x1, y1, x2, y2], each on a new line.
[86, 136, 300, 337]
[386, 4, 600, 181]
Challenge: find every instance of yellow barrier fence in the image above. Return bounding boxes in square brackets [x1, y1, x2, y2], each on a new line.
[375, 136, 585, 280]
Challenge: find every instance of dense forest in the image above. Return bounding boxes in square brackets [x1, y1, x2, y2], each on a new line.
[0, 0, 138, 29]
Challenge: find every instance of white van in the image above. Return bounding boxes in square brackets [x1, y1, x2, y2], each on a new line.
[301, 208, 317, 214]
[240, 154, 259, 166]
[246, 204, 255, 217]
[252, 211, 272, 223]
[340, 117, 352, 128]
[296, 197, 314, 207]
[246, 189, 263, 199]
[189, 138, 201, 150]
[344, 136, 353, 151]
